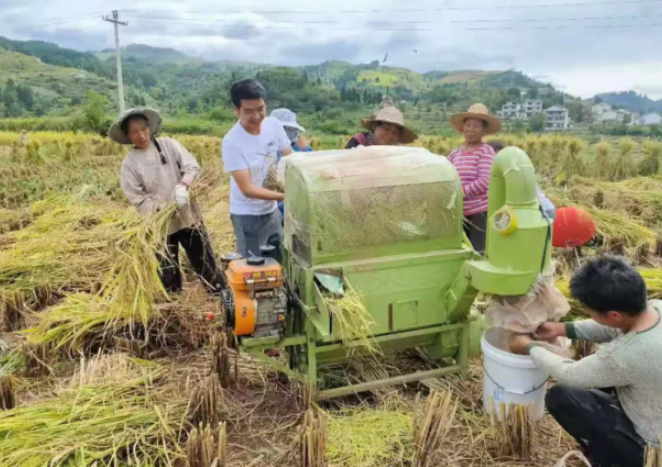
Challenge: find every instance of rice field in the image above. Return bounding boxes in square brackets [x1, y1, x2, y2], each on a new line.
[1, 130, 661, 466]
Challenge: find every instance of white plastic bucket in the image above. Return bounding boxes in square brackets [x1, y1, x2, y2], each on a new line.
[481, 327, 549, 420]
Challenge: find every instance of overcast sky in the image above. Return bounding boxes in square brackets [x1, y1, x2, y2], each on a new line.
[2, 0, 662, 99]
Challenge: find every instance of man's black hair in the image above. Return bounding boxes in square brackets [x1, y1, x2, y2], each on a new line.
[570, 256, 647, 316]
[121, 114, 148, 135]
[486, 140, 505, 154]
[230, 79, 266, 108]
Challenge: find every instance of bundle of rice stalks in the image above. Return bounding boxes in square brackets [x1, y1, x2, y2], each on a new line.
[188, 375, 225, 429]
[299, 407, 327, 467]
[639, 140, 662, 176]
[186, 422, 228, 467]
[0, 208, 31, 234]
[0, 375, 16, 410]
[490, 402, 534, 459]
[411, 390, 458, 467]
[0, 196, 139, 330]
[548, 190, 657, 248]
[622, 176, 662, 191]
[310, 137, 322, 151]
[556, 138, 586, 184]
[210, 333, 233, 389]
[326, 407, 412, 467]
[607, 138, 638, 181]
[23, 208, 171, 352]
[0, 354, 187, 467]
[326, 286, 379, 354]
[593, 141, 612, 179]
[573, 340, 596, 360]
[645, 445, 662, 467]
[568, 176, 662, 226]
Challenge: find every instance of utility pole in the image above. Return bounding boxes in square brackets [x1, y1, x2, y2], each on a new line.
[103, 11, 128, 113]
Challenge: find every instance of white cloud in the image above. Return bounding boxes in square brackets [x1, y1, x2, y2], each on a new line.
[1, 0, 662, 98]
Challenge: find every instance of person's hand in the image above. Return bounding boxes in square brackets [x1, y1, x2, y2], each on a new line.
[509, 334, 534, 355]
[296, 135, 309, 150]
[174, 184, 189, 207]
[534, 322, 566, 342]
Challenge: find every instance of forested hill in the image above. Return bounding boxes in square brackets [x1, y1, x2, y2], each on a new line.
[0, 36, 575, 134]
[597, 91, 662, 114]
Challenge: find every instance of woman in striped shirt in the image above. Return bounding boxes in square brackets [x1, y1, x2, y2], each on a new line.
[448, 104, 502, 254]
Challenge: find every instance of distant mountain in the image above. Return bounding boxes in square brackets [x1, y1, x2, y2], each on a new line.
[597, 91, 662, 114]
[0, 36, 108, 76]
[0, 35, 572, 124]
[95, 44, 203, 66]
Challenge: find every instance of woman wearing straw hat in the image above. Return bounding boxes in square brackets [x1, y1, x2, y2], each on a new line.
[345, 102, 418, 148]
[448, 103, 502, 254]
[110, 107, 224, 295]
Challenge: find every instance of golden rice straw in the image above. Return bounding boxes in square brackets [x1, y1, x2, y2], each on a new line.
[326, 285, 379, 355]
[412, 390, 457, 467]
[210, 333, 232, 389]
[645, 443, 662, 467]
[188, 375, 225, 430]
[490, 402, 534, 459]
[573, 340, 596, 360]
[0, 375, 16, 410]
[299, 407, 327, 467]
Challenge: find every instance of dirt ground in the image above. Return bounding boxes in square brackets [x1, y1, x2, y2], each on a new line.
[8, 282, 577, 467]
[183, 348, 577, 467]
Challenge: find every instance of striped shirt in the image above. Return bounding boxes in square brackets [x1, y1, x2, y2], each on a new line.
[448, 143, 496, 216]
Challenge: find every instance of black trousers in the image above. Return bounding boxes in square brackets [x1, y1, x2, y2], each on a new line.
[158, 227, 224, 294]
[546, 385, 646, 467]
[464, 212, 487, 254]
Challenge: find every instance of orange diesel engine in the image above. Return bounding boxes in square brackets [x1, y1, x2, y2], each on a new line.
[221, 250, 287, 338]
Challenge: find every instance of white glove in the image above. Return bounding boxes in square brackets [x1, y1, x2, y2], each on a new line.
[174, 185, 189, 206]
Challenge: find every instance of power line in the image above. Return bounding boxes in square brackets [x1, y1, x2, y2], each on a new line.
[453, 13, 662, 23]
[467, 22, 662, 30]
[128, 19, 662, 32]
[20, 13, 103, 27]
[122, 13, 662, 26]
[120, 0, 662, 15]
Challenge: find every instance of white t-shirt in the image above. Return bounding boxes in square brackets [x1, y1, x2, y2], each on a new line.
[222, 117, 290, 215]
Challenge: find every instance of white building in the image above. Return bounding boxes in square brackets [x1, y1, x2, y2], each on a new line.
[544, 106, 571, 131]
[598, 110, 618, 122]
[524, 99, 543, 113]
[642, 113, 662, 125]
[496, 99, 543, 121]
[615, 109, 633, 123]
[592, 102, 612, 122]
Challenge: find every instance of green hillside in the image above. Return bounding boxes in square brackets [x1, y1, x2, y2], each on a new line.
[95, 44, 203, 66]
[0, 36, 577, 135]
[0, 48, 118, 115]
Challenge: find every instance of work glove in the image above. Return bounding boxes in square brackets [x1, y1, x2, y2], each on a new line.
[174, 184, 189, 206]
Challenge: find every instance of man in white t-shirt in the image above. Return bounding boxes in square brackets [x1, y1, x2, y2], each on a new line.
[222, 79, 292, 260]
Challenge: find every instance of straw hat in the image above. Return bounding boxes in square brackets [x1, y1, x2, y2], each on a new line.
[108, 108, 162, 145]
[361, 104, 418, 144]
[451, 103, 501, 135]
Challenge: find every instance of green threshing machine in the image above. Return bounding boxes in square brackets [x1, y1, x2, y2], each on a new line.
[220, 146, 552, 399]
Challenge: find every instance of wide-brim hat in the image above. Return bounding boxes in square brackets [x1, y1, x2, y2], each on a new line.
[108, 108, 162, 145]
[270, 108, 306, 133]
[451, 103, 501, 135]
[362, 105, 418, 144]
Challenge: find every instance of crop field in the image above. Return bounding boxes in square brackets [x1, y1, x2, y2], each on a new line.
[1, 131, 662, 466]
